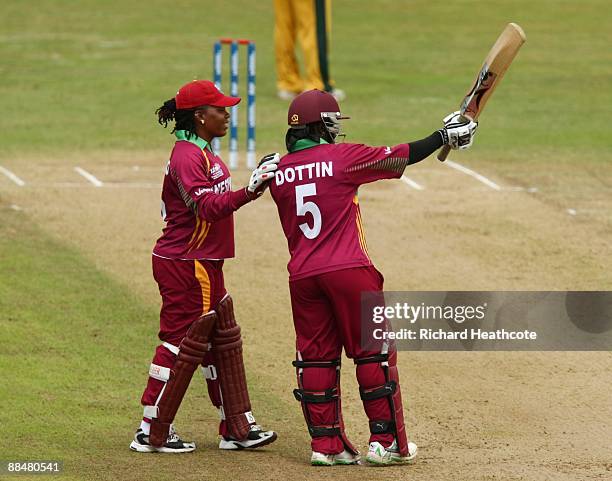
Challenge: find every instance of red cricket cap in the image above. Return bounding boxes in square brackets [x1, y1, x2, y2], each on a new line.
[175, 80, 241, 110]
[287, 89, 346, 126]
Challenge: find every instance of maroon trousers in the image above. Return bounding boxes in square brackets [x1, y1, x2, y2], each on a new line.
[140, 255, 229, 436]
[289, 265, 404, 454]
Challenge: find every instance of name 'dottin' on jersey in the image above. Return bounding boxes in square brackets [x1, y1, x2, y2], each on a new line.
[275, 161, 333, 185]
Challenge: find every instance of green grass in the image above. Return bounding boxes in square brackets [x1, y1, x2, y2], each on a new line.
[1, 0, 610, 158]
[0, 206, 156, 467]
[0, 206, 299, 481]
[0, 2, 611, 479]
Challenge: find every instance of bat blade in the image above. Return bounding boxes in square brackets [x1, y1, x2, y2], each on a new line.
[438, 23, 526, 162]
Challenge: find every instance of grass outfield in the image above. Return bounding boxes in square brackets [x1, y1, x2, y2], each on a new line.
[0, 207, 298, 481]
[1, 1, 611, 480]
[0, 208, 156, 462]
[1, 0, 610, 158]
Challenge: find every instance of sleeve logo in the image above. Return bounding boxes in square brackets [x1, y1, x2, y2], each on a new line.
[210, 163, 224, 180]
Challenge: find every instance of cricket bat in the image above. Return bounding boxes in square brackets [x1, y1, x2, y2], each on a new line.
[438, 23, 526, 162]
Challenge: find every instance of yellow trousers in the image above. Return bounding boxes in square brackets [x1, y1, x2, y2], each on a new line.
[274, 0, 334, 92]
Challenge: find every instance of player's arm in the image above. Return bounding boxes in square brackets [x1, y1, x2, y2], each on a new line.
[407, 131, 443, 165]
[408, 112, 478, 165]
[344, 111, 478, 184]
[172, 152, 279, 222]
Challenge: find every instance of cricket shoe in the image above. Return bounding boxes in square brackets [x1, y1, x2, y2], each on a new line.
[129, 425, 196, 453]
[218, 424, 277, 450]
[328, 88, 346, 101]
[365, 439, 417, 466]
[277, 89, 298, 101]
[311, 449, 361, 466]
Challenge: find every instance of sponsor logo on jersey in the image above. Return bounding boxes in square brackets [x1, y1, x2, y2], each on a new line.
[194, 176, 231, 196]
[210, 163, 224, 180]
[213, 177, 232, 194]
[195, 187, 213, 196]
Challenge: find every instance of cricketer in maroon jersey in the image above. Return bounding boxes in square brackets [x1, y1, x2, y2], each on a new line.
[271, 141, 408, 280]
[269, 89, 477, 466]
[130, 80, 278, 454]
[154, 130, 247, 260]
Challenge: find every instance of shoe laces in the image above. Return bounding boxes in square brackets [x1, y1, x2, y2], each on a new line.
[167, 424, 180, 443]
[249, 424, 262, 432]
[386, 439, 399, 453]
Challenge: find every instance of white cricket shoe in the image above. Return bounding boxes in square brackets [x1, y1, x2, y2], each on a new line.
[277, 89, 298, 101]
[129, 425, 196, 453]
[218, 424, 277, 450]
[311, 449, 360, 466]
[365, 439, 417, 465]
[328, 88, 346, 101]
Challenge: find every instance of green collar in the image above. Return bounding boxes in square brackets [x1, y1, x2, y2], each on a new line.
[289, 138, 329, 153]
[175, 130, 210, 151]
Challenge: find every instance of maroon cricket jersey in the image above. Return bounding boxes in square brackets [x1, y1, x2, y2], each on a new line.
[270, 140, 409, 280]
[153, 131, 252, 260]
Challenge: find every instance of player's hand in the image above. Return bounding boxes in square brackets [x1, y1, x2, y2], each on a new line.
[440, 111, 478, 150]
[247, 153, 280, 196]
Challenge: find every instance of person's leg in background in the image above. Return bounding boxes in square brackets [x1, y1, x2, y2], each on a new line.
[274, 0, 304, 99]
[295, 0, 345, 99]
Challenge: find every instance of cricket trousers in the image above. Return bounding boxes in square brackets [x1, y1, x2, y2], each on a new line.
[274, 0, 334, 92]
[290, 265, 407, 454]
[140, 255, 231, 437]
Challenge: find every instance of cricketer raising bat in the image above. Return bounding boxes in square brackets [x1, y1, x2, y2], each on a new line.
[438, 22, 526, 162]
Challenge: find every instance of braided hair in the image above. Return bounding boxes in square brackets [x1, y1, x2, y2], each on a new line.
[156, 98, 206, 139]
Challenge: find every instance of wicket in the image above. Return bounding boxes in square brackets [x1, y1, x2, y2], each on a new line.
[212, 38, 256, 169]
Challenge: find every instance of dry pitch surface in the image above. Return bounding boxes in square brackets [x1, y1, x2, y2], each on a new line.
[2, 150, 611, 481]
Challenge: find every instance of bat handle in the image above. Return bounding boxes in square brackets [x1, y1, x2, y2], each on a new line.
[437, 145, 451, 162]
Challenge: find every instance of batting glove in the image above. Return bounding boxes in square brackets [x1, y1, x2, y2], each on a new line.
[247, 153, 280, 196]
[439, 111, 478, 150]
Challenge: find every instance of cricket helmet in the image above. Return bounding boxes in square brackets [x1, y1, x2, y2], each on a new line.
[287, 89, 349, 141]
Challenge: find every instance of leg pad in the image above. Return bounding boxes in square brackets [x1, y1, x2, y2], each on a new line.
[149, 311, 216, 447]
[293, 357, 358, 455]
[212, 295, 252, 441]
[355, 350, 409, 456]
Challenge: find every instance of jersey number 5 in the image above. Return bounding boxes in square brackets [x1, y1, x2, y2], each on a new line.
[295, 183, 321, 239]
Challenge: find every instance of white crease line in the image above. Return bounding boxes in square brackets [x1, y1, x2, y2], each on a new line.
[503, 186, 539, 193]
[74, 166, 103, 187]
[40, 182, 158, 189]
[401, 175, 424, 190]
[105, 182, 159, 188]
[445, 160, 501, 191]
[0, 165, 26, 186]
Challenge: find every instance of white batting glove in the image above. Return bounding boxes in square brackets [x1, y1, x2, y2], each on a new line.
[440, 111, 478, 150]
[247, 153, 280, 196]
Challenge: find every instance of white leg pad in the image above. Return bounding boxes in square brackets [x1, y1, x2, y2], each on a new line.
[143, 405, 159, 419]
[162, 342, 180, 355]
[201, 365, 218, 380]
[149, 363, 171, 382]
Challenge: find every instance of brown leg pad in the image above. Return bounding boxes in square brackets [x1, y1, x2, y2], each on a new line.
[213, 295, 252, 441]
[149, 311, 217, 447]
